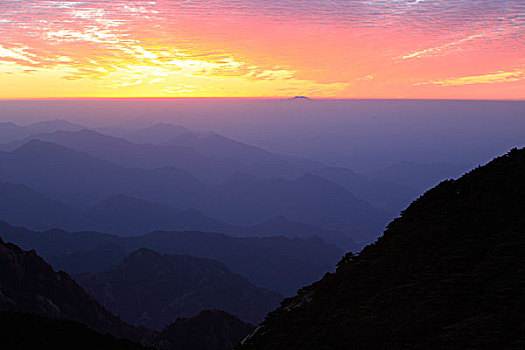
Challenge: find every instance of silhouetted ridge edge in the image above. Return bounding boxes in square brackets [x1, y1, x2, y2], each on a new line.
[239, 147, 525, 349]
[0, 237, 153, 344]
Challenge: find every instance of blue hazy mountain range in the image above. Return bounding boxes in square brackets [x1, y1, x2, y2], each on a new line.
[0, 119, 472, 246]
[0, 182, 356, 249]
[0, 221, 342, 296]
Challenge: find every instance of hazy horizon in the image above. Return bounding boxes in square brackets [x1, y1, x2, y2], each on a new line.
[1, 99, 523, 171]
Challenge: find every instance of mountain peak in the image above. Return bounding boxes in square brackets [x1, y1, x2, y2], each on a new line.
[287, 96, 311, 100]
[14, 139, 58, 152]
[153, 309, 255, 350]
[125, 247, 162, 262]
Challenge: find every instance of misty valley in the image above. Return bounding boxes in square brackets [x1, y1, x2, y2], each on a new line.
[0, 100, 524, 349]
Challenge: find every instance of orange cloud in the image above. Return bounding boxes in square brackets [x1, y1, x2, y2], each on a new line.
[419, 70, 525, 87]
[0, 0, 523, 99]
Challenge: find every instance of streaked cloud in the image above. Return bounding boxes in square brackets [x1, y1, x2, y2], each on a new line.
[419, 70, 525, 87]
[0, 0, 523, 98]
[0, 45, 39, 64]
[400, 34, 486, 60]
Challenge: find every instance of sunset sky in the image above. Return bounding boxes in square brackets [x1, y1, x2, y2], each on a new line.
[0, 0, 523, 99]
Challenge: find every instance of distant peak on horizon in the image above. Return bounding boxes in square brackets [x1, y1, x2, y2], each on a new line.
[287, 96, 312, 101]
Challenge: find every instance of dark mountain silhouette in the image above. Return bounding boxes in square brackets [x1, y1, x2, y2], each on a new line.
[77, 248, 282, 329]
[114, 231, 342, 296]
[0, 238, 152, 344]
[0, 312, 147, 350]
[0, 140, 387, 241]
[240, 148, 525, 349]
[153, 310, 254, 350]
[0, 221, 343, 295]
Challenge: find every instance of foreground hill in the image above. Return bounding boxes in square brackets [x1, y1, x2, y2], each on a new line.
[240, 148, 525, 349]
[77, 248, 282, 329]
[153, 310, 254, 350]
[0, 222, 342, 295]
[0, 238, 151, 344]
[0, 312, 146, 350]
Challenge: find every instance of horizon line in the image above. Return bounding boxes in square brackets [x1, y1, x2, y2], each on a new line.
[0, 97, 524, 102]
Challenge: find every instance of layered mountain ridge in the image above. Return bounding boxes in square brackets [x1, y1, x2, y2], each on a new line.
[0, 138, 388, 242]
[0, 182, 355, 249]
[0, 221, 342, 295]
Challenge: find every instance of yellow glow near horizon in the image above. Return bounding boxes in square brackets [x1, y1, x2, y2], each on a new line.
[0, 1, 523, 99]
